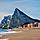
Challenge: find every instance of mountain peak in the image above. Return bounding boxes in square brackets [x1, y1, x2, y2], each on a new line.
[14, 8, 26, 15]
[15, 8, 19, 11]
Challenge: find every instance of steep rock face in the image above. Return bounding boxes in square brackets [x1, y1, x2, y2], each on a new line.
[10, 8, 40, 28]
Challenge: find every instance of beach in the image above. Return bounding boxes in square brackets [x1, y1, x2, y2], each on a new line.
[0, 28, 40, 40]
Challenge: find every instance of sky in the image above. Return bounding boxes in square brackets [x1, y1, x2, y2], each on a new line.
[0, 0, 40, 22]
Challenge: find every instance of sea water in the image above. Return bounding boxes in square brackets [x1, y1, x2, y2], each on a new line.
[0, 28, 8, 32]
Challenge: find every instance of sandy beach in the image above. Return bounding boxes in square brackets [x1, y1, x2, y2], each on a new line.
[0, 28, 40, 40]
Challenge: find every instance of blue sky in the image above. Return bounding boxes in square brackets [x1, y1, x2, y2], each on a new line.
[0, 0, 40, 22]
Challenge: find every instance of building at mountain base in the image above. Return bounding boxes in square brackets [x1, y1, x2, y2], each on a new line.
[21, 22, 40, 28]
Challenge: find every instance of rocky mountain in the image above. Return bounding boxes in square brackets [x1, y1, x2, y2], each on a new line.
[1, 8, 40, 28]
[10, 8, 40, 28]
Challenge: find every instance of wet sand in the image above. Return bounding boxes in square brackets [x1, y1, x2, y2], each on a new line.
[0, 28, 40, 40]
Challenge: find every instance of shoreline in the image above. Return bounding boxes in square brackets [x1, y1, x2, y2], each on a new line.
[0, 28, 40, 40]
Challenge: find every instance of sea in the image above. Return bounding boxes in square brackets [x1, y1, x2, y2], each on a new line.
[0, 28, 8, 32]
